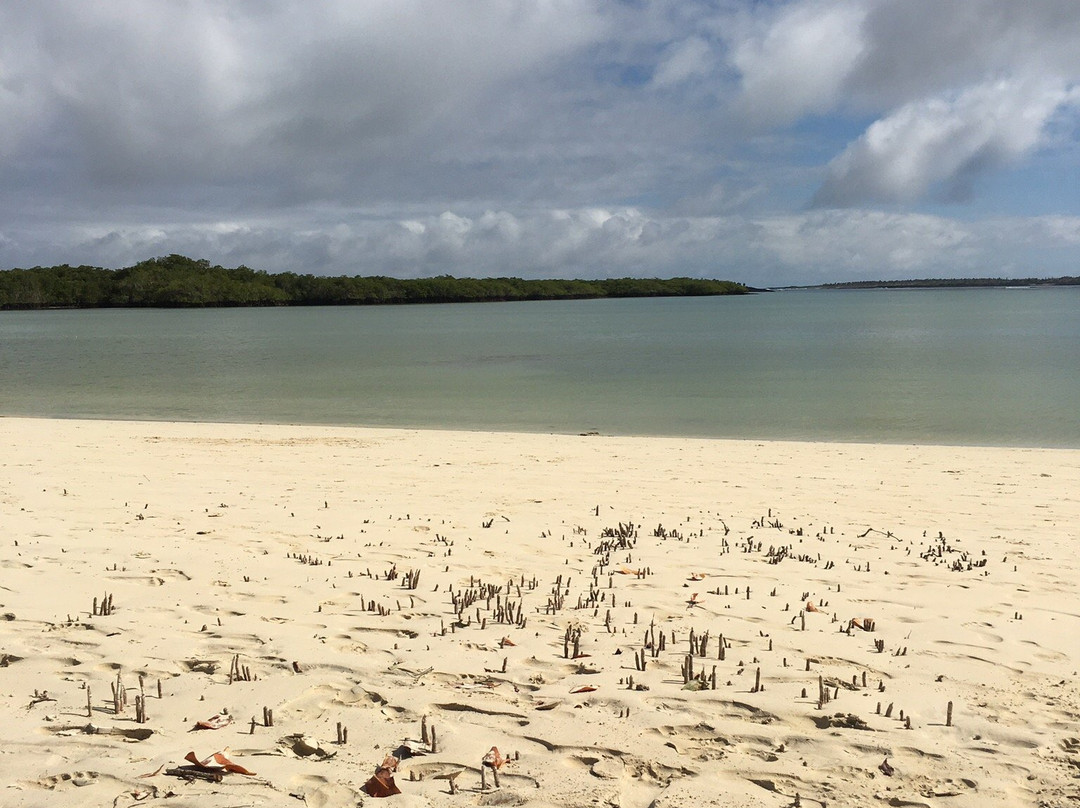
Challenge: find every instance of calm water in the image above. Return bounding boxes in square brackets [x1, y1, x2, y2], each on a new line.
[1, 288, 1078, 447]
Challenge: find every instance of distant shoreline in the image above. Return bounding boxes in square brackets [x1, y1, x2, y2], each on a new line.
[781, 275, 1079, 291]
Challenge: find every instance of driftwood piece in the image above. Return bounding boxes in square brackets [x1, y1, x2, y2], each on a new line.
[165, 767, 223, 783]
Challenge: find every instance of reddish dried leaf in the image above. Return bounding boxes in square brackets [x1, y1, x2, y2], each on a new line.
[365, 770, 401, 797]
[182, 750, 256, 776]
[483, 746, 506, 770]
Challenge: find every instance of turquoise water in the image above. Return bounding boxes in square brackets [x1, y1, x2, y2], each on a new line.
[1, 288, 1078, 447]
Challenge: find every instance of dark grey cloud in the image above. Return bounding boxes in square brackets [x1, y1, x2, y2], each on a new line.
[3, 2, 605, 196]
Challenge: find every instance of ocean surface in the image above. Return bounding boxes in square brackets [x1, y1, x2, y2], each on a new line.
[1, 288, 1078, 447]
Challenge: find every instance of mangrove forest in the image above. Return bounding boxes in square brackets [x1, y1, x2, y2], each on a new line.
[0, 255, 750, 310]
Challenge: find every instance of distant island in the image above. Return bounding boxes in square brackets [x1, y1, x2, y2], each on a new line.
[0, 255, 749, 310]
[804, 276, 1079, 290]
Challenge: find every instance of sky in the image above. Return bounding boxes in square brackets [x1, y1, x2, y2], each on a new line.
[1, 0, 1079, 287]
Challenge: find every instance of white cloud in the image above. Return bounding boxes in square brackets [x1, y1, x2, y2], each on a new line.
[728, 0, 1080, 206]
[754, 210, 975, 276]
[6, 207, 1080, 288]
[814, 79, 1079, 206]
[651, 37, 714, 89]
[1036, 216, 1080, 245]
[730, 0, 868, 124]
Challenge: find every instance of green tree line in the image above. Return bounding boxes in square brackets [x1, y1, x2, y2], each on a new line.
[0, 255, 749, 309]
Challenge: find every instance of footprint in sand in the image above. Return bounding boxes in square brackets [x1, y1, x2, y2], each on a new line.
[284, 776, 360, 808]
[36, 771, 99, 789]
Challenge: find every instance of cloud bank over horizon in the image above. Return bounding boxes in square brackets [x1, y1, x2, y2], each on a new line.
[1, 1, 1078, 285]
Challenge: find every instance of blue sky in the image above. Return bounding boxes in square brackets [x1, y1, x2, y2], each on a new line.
[1, 0, 1078, 286]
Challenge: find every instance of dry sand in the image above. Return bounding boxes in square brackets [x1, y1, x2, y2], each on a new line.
[1, 417, 1079, 808]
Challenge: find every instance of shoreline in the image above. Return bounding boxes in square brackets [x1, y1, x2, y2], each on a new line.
[4, 412, 1078, 452]
[2, 417, 1079, 807]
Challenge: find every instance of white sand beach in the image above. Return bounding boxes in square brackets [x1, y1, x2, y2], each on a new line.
[1, 417, 1078, 807]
